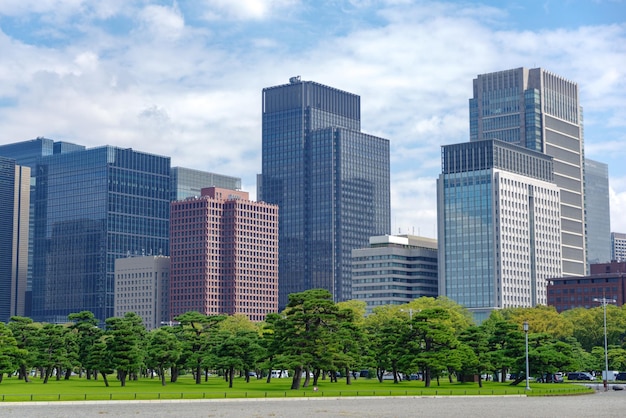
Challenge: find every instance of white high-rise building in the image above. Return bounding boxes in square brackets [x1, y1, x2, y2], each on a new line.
[438, 139, 562, 322]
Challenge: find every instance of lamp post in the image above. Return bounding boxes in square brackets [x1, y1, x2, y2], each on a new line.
[523, 321, 530, 391]
[593, 296, 616, 391]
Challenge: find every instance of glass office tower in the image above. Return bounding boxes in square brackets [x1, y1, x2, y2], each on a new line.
[584, 158, 611, 265]
[0, 157, 30, 322]
[170, 167, 241, 201]
[260, 77, 390, 307]
[31, 146, 170, 324]
[0, 137, 85, 315]
[470, 68, 586, 276]
[437, 139, 562, 321]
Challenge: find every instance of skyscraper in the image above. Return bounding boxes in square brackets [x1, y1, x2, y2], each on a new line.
[0, 157, 30, 322]
[437, 139, 562, 321]
[259, 77, 391, 307]
[611, 232, 626, 262]
[31, 146, 170, 324]
[470, 68, 586, 276]
[169, 187, 278, 321]
[0, 137, 85, 316]
[584, 158, 611, 265]
[170, 167, 241, 201]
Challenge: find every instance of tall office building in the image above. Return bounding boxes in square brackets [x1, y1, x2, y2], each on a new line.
[612, 232, 626, 262]
[31, 146, 170, 324]
[170, 167, 241, 201]
[584, 159, 611, 265]
[352, 235, 438, 314]
[259, 77, 391, 307]
[470, 68, 586, 276]
[169, 187, 278, 321]
[0, 137, 85, 315]
[437, 139, 562, 321]
[115, 255, 170, 330]
[0, 157, 30, 322]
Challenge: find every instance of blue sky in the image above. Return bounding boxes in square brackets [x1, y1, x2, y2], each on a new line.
[0, 0, 625, 237]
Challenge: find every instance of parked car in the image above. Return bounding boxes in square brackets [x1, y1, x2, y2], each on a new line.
[536, 373, 563, 383]
[567, 372, 594, 381]
[615, 372, 626, 381]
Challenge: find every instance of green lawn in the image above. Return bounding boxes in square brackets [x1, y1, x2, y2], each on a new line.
[0, 374, 593, 402]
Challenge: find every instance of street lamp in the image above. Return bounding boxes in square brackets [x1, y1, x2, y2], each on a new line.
[593, 296, 616, 391]
[523, 321, 530, 391]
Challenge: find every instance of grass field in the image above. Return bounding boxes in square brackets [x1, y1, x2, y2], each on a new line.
[0, 374, 593, 402]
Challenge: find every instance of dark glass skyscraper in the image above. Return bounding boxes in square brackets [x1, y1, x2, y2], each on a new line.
[31, 146, 170, 324]
[260, 77, 391, 307]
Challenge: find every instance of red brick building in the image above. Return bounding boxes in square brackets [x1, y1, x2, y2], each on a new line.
[169, 187, 278, 321]
[547, 261, 626, 312]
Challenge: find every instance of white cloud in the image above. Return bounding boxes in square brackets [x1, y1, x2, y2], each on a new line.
[200, 0, 299, 21]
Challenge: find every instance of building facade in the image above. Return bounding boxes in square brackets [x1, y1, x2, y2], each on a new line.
[470, 68, 586, 276]
[547, 261, 626, 312]
[0, 137, 85, 315]
[259, 77, 391, 307]
[584, 158, 611, 266]
[169, 187, 278, 321]
[170, 167, 241, 201]
[31, 146, 170, 324]
[352, 235, 438, 314]
[612, 232, 626, 262]
[438, 139, 562, 321]
[114, 255, 170, 330]
[0, 157, 30, 322]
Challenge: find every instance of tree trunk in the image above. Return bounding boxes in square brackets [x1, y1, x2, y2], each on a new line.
[228, 367, 234, 388]
[291, 365, 303, 389]
[160, 367, 166, 386]
[171, 366, 178, 383]
[65, 368, 72, 380]
[101, 371, 109, 387]
[119, 370, 127, 387]
[345, 367, 352, 385]
[195, 364, 201, 384]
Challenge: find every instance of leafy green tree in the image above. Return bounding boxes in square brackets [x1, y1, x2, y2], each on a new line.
[527, 333, 575, 379]
[458, 325, 492, 387]
[363, 305, 407, 383]
[145, 328, 181, 386]
[407, 308, 459, 387]
[92, 334, 115, 387]
[273, 289, 345, 389]
[34, 323, 76, 383]
[104, 313, 145, 386]
[481, 312, 523, 382]
[68, 311, 101, 379]
[0, 323, 22, 383]
[213, 329, 264, 388]
[8, 316, 39, 382]
[174, 311, 225, 384]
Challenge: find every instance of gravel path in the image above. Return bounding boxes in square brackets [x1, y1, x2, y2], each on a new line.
[0, 390, 624, 417]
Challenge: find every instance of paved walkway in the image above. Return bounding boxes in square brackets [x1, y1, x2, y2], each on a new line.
[1, 390, 625, 418]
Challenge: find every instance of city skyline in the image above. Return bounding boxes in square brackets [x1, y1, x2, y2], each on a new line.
[0, 1, 625, 238]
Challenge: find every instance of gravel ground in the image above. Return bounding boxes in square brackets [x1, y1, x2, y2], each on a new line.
[1, 390, 625, 418]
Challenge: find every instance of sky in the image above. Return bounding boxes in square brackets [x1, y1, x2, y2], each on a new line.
[0, 0, 625, 238]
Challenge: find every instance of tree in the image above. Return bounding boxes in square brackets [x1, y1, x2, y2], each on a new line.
[481, 312, 523, 382]
[174, 311, 225, 384]
[407, 308, 459, 387]
[68, 311, 101, 379]
[8, 316, 39, 382]
[273, 289, 346, 390]
[213, 329, 264, 388]
[34, 323, 76, 383]
[458, 325, 492, 387]
[0, 323, 22, 383]
[104, 313, 145, 386]
[145, 328, 181, 386]
[363, 305, 408, 383]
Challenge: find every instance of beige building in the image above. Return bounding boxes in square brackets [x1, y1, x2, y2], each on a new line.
[114, 255, 170, 330]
